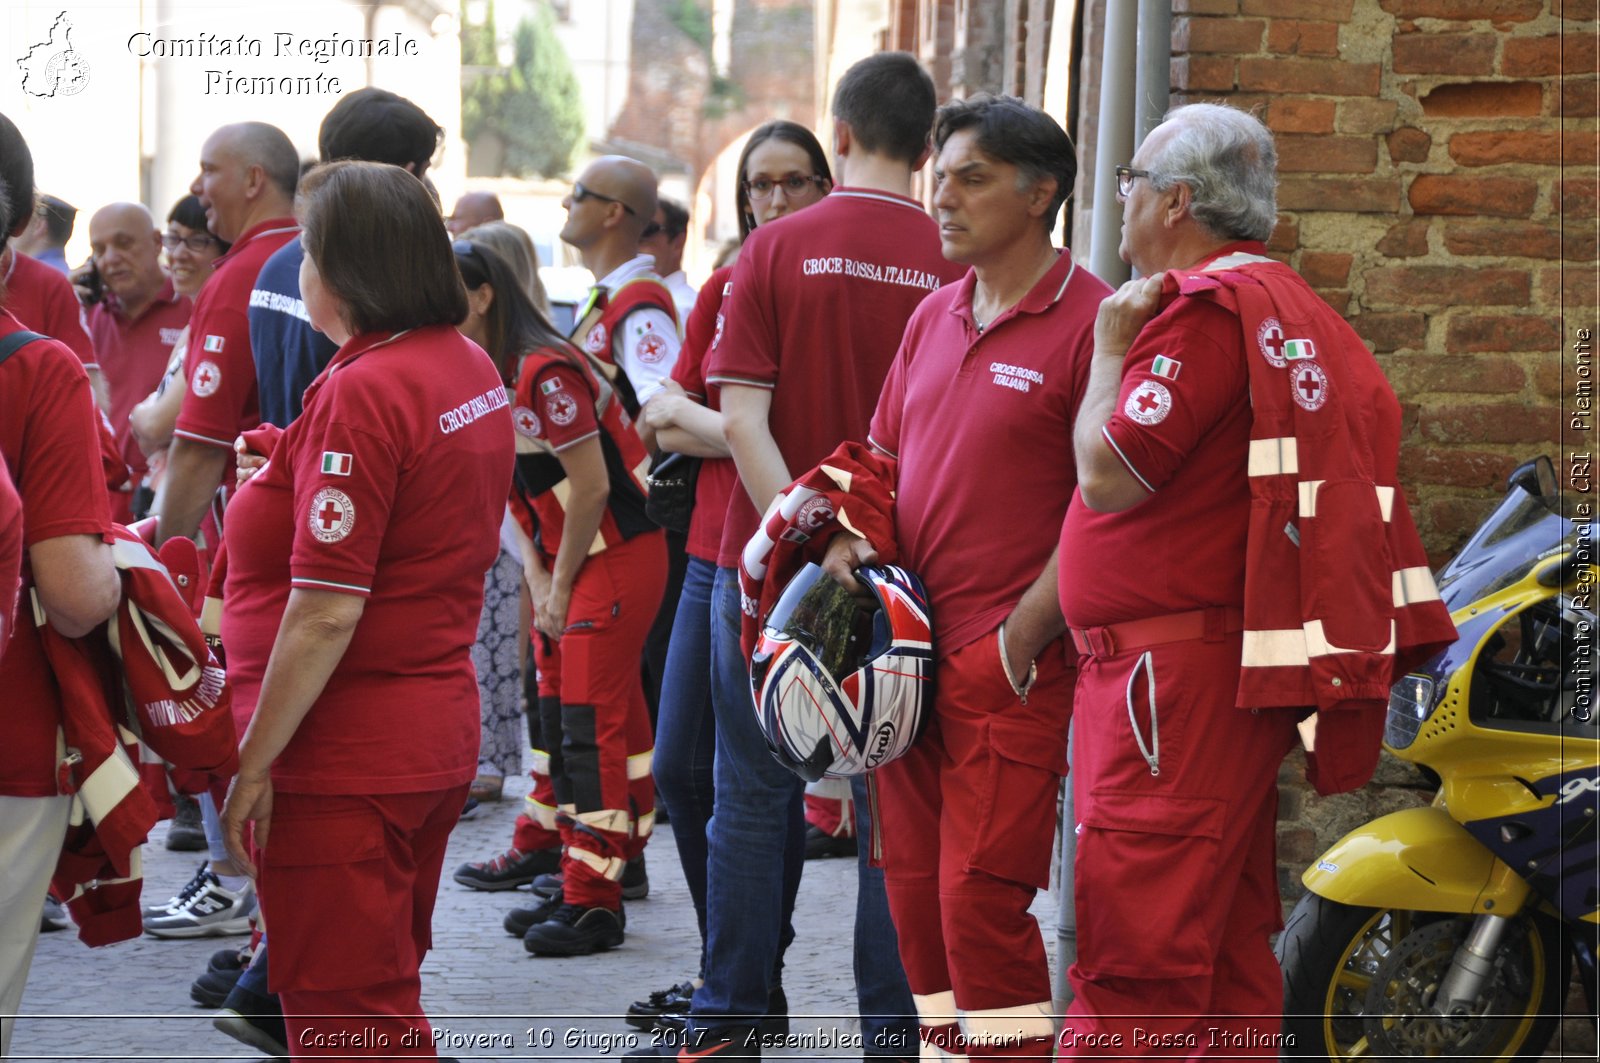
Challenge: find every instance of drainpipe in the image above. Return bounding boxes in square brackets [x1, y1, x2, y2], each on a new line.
[1135, 0, 1172, 142]
[1086, 0, 1136, 287]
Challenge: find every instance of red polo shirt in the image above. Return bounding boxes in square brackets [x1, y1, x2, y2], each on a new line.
[3, 249, 96, 367]
[868, 251, 1110, 654]
[173, 218, 298, 450]
[706, 187, 963, 566]
[671, 264, 736, 564]
[0, 453, 21, 660]
[0, 311, 113, 795]
[89, 280, 191, 482]
[225, 324, 514, 795]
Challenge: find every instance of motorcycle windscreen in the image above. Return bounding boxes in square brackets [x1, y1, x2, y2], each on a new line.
[762, 563, 877, 679]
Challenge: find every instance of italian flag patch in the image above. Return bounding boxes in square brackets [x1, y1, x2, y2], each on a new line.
[320, 451, 352, 476]
[540, 378, 561, 395]
[1283, 339, 1317, 360]
[1150, 355, 1182, 380]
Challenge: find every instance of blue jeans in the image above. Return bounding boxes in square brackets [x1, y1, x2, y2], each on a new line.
[653, 555, 718, 968]
[694, 566, 914, 1056]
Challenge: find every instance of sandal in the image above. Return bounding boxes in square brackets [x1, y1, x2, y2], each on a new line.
[469, 774, 504, 802]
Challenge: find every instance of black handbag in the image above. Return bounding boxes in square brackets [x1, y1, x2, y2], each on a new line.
[645, 451, 700, 534]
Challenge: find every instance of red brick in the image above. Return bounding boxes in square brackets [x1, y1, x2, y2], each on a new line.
[1393, 33, 1498, 76]
[1319, 289, 1352, 314]
[1268, 215, 1300, 252]
[1351, 311, 1428, 351]
[1170, 55, 1237, 92]
[1533, 358, 1564, 399]
[1408, 174, 1539, 217]
[1173, 0, 1240, 12]
[1266, 20, 1341, 57]
[1558, 0, 1599, 19]
[1422, 403, 1562, 444]
[1364, 266, 1530, 307]
[1278, 135, 1378, 172]
[1173, 16, 1264, 54]
[1559, 179, 1599, 219]
[1540, 267, 1598, 305]
[1388, 354, 1527, 394]
[1377, 220, 1431, 257]
[1565, 132, 1600, 166]
[1558, 79, 1598, 117]
[1279, 176, 1402, 212]
[1379, 0, 1541, 20]
[1278, 827, 1318, 864]
[1564, 228, 1600, 261]
[1338, 98, 1400, 134]
[1300, 251, 1354, 287]
[1241, 0, 1353, 18]
[1238, 58, 1380, 96]
[1426, 496, 1509, 558]
[1388, 127, 1433, 163]
[1402, 447, 1522, 490]
[1268, 98, 1336, 135]
[1420, 81, 1543, 116]
[1444, 221, 1562, 259]
[1501, 36, 1582, 77]
[1446, 315, 1562, 352]
[1448, 130, 1560, 166]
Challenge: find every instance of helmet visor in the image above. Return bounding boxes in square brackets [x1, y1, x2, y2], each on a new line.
[762, 563, 876, 678]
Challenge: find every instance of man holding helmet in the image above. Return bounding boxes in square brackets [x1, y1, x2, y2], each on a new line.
[822, 94, 1108, 1059]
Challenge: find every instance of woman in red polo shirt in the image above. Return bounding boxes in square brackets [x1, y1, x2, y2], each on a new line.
[219, 161, 513, 1057]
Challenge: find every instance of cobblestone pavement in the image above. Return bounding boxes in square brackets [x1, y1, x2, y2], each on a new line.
[12, 779, 1057, 1063]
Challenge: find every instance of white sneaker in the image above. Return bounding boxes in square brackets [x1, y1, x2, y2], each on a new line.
[143, 872, 256, 938]
[143, 861, 209, 918]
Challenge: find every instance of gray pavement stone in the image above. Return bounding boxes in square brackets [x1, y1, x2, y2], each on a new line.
[12, 779, 1060, 1062]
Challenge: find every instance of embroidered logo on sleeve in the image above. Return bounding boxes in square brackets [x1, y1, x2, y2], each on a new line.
[1124, 381, 1172, 426]
[320, 451, 352, 476]
[202, 334, 225, 354]
[1150, 355, 1182, 380]
[191, 360, 222, 397]
[1283, 338, 1317, 361]
[539, 378, 562, 396]
[545, 392, 578, 427]
[712, 312, 726, 350]
[513, 406, 543, 438]
[1256, 317, 1288, 368]
[309, 487, 356, 543]
[1291, 363, 1330, 412]
[636, 331, 668, 365]
[583, 323, 608, 355]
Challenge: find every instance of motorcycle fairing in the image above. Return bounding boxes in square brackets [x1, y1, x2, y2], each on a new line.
[1460, 764, 1600, 924]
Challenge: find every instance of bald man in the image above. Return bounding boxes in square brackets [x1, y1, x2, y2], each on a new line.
[85, 202, 192, 521]
[157, 122, 301, 544]
[446, 190, 503, 235]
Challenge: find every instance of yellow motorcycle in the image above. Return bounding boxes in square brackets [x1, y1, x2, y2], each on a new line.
[1277, 456, 1597, 1059]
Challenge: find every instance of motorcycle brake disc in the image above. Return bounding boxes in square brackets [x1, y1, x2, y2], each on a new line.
[1361, 918, 1524, 1057]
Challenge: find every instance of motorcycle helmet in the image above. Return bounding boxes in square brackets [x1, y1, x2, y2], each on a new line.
[749, 563, 934, 781]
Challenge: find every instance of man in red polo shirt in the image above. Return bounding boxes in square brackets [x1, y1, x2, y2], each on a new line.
[85, 202, 192, 522]
[682, 51, 963, 1061]
[156, 122, 300, 545]
[821, 95, 1109, 1058]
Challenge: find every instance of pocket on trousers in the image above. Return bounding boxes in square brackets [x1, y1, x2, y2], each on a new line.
[1074, 791, 1225, 979]
[262, 808, 403, 992]
[964, 716, 1068, 890]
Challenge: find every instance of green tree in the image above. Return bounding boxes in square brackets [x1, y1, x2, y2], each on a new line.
[462, 2, 585, 178]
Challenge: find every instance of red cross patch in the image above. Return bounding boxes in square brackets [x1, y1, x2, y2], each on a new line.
[1123, 381, 1172, 426]
[636, 332, 667, 365]
[1256, 316, 1289, 368]
[513, 406, 542, 438]
[191, 360, 222, 398]
[1291, 362, 1330, 412]
[584, 323, 608, 355]
[308, 487, 356, 543]
[546, 392, 579, 427]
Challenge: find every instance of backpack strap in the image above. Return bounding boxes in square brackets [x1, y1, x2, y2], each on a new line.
[0, 330, 46, 369]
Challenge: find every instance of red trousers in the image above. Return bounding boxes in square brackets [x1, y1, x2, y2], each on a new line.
[511, 532, 665, 908]
[1060, 633, 1298, 1061]
[878, 627, 1074, 1059]
[259, 785, 469, 1060]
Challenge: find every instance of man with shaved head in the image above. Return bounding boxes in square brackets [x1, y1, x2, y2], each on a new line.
[85, 202, 191, 521]
[446, 190, 503, 235]
[156, 121, 300, 545]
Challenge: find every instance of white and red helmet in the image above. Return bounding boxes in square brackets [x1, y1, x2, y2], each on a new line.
[749, 563, 934, 780]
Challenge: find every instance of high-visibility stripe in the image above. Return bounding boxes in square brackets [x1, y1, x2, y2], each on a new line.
[1202, 252, 1276, 271]
[1298, 479, 1325, 517]
[574, 808, 631, 833]
[912, 990, 958, 1023]
[1303, 619, 1396, 658]
[1241, 628, 1310, 667]
[1248, 436, 1299, 477]
[961, 1000, 1055, 1042]
[567, 846, 625, 880]
[529, 750, 552, 776]
[521, 795, 558, 830]
[819, 463, 855, 494]
[77, 746, 141, 820]
[1392, 566, 1441, 606]
[627, 750, 653, 780]
[636, 809, 655, 840]
[1376, 485, 1396, 522]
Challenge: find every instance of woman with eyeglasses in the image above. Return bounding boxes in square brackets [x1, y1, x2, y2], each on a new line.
[452, 232, 668, 957]
[623, 119, 834, 1030]
[217, 161, 513, 1054]
[128, 196, 230, 501]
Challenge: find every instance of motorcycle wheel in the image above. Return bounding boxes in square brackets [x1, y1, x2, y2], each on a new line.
[1276, 892, 1567, 1060]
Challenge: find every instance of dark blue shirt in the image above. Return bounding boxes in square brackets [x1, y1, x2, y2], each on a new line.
[248, 241, 337, 427]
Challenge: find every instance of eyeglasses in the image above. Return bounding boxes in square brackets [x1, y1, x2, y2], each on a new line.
[162, 231, 218, 252]
[744, 174, 827, 201]
[641, 221, 662, 239]
[571, 182, 638, 217]
[1114, 165, 1155, 198]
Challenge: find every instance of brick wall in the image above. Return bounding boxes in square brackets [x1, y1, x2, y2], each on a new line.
[1163, 0, 1598, 907]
